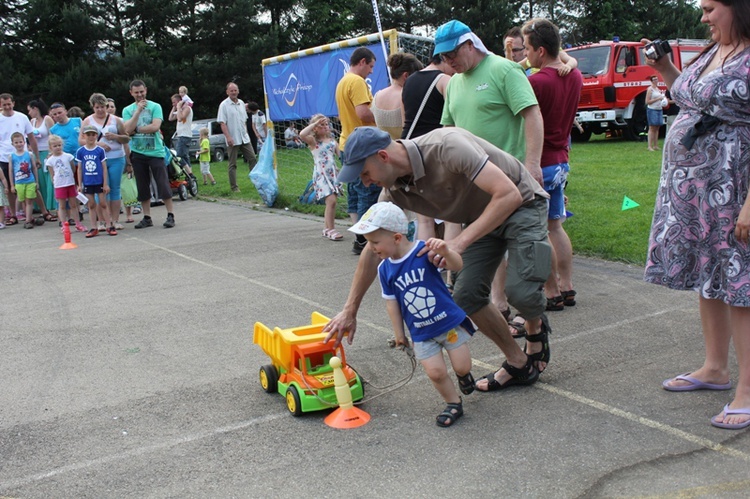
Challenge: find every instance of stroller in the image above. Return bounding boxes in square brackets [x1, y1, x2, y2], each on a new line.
[165, 147, 198, 200]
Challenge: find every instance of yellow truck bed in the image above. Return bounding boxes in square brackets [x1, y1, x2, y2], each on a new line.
[253, 312, 333, 373]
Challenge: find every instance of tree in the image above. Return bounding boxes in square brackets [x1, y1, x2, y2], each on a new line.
[429, 0, 520, 53]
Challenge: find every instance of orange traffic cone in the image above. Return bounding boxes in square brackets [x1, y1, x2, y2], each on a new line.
[59, 221, 77, 250]
[324, 356, 370, 429]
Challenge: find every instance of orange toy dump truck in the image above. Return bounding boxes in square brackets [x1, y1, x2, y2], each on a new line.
[253, 312, 364, 416]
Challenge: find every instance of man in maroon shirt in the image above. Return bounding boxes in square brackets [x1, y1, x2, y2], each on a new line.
[523, 18, 583, 310]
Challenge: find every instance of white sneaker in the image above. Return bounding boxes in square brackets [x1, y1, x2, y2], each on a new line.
[97, 221, 106, 231]
[0, 222, 5, 229]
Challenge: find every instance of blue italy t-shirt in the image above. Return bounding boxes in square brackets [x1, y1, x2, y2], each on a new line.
[76, 145, 106, 186]
[378, 240, 473, 343]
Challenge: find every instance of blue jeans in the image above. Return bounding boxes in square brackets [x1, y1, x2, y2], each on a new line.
[348, 178, 381, 218]
[175, 136, 192, 168]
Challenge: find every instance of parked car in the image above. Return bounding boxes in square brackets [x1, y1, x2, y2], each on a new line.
[171, 119, 227, 162]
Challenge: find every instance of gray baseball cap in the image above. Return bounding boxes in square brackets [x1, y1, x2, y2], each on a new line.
[339, 127, 392, 183]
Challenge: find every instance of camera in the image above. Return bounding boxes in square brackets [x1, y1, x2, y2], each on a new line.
[644, 39, 672, 61]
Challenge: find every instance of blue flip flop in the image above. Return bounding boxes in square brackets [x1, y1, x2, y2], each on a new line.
[662, 373, 732, 392]
[711, 404, 750, 430]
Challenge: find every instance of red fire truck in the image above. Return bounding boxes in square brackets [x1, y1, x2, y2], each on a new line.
[565, 38, 707, 141]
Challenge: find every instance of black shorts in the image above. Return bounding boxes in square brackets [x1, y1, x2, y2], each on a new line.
[83, 184, 104, 194]
[131, 152, 171, 202]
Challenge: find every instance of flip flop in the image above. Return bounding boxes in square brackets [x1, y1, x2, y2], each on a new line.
[662, 373, 731, 392]
[711, 404, 750, 430]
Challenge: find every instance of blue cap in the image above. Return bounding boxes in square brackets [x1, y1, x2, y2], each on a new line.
[433, 20, 471, 56]
[339, 127, 392, 183]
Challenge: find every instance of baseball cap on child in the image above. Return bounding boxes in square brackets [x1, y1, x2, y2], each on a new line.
[348, 202, 408, 235]
[82, 125, 98, 134]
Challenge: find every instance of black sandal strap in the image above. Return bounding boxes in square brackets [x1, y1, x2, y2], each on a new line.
[457, 372, 475, 395]
[501, 358, 535, 381]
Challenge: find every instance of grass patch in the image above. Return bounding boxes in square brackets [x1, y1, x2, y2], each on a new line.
[566, 135, 661, 264]
[198, 136, 663, 264]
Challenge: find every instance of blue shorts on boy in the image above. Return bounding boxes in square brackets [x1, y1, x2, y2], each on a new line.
[412, 324, 473, 361]
[378, 239, 474, 347]
[542, 162, 569, 220]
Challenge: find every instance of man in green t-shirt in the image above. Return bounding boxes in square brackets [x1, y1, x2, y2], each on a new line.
[437, 20, 543, 183]
[122, 79, 175, 229]
[435, 20, 548, 389]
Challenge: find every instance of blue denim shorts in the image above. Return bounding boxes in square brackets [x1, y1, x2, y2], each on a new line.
[412, 324, 473, 361]
[542, 163, 569, 220]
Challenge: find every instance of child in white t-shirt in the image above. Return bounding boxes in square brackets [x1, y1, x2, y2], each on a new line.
[178, 86, 194, 108]
[46, 135, 86, 232]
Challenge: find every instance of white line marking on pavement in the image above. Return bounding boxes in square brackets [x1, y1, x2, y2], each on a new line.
[0, 414, 286, 491]
[129, 237, 394, 334]
[472, 359, 750, 463]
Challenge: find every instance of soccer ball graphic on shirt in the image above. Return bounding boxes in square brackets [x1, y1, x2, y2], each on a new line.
[403, 286, 436, 319]
[85, 159, 97, 173]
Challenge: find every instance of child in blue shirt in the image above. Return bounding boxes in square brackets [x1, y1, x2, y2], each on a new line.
[350, 201, 475, 427]
[76, 125, 115, 237]
[7, 132, 39, 229]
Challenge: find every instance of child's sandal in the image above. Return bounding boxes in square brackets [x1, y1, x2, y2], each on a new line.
[436, 398, 463, 427]
[457, 372, 475, 395]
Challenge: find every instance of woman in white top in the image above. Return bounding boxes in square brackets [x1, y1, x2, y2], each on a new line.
[80, 93, 131, 230]
[27, 99, 57, 219]
[645, 75, 666, 151]
[371, 52, 423, 139]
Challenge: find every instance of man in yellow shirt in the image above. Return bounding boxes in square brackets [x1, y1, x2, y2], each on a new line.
[335, 47, 379, 254]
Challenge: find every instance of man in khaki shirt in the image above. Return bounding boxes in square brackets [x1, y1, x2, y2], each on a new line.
[325, 126, 552, 392]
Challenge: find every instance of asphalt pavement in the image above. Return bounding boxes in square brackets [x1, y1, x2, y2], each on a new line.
[1, 197, 749, 498]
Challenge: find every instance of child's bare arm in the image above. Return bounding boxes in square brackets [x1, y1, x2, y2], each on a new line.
[385, 299, 409, 347]
[299, 116, 326, 148]
[424, 238, 463, 272]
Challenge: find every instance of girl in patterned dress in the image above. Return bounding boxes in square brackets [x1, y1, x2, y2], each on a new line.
[644, 0, 750, 429]
[300, 114, 343, 241]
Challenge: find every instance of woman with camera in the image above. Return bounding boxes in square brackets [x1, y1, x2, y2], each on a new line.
[644, 75, 666, 151]
[643, 0, 750, 430]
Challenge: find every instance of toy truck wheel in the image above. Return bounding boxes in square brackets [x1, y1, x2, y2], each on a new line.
[259, 365, 278, 393]
[286, 386, 303, 416]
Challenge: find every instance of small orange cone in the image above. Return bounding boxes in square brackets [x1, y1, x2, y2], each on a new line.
[324, 357, 370, 429]
[59, 221, 77, 250]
